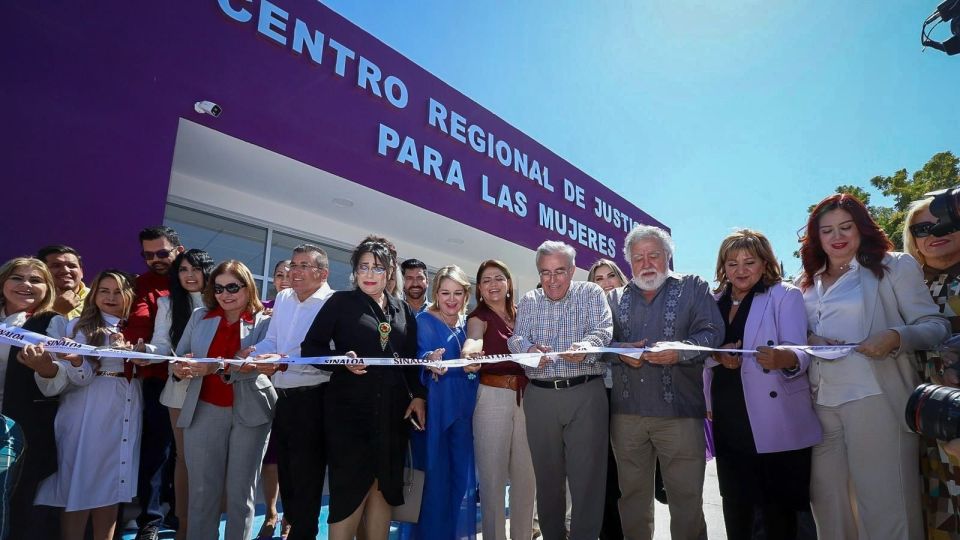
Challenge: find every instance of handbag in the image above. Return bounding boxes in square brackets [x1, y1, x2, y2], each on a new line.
[391, 444, 424, 523]
[159, 374, 190, 409]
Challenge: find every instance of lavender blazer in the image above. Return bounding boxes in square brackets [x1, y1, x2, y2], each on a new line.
[704, 282, 823, 453]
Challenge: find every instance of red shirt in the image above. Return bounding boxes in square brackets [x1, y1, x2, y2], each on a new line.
[127, 270, 170, 380]
[197, 307, 249, 407]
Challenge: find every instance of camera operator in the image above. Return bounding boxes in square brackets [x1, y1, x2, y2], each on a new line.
[904, 196, 960, 539]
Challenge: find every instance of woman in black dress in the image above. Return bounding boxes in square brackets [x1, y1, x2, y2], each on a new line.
[301, 237, 426, 540]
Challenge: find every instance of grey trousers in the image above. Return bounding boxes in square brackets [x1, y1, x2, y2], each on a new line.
[610, 415, 706, 540]
[523, 377, 608, 540]
[810, 394, 922, 540]
[183, 401, 271, 540]
[474, 384, 537, 540]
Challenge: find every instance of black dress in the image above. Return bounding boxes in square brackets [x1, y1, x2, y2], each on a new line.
[301, 288, 426, 522]
[2, 311, 61, 540]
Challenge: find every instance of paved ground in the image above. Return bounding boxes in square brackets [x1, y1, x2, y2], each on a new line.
[120, 459, 728, 539]
[653, 459, 726, 540]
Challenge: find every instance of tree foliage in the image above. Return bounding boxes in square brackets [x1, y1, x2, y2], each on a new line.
[811, 151, 959, 250]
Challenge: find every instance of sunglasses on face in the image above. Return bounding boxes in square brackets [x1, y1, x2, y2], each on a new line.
[141, 249, 173, 260]
[213, 283, 246, 295]
[910, 221, 937, 238]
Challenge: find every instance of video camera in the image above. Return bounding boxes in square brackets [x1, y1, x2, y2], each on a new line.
[922, 0, 960, 55]
[924, 187, 960, 237]
[907, 336, 960, 440]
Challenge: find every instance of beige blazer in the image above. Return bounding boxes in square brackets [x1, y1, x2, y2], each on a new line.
[849, 252, 949, 430]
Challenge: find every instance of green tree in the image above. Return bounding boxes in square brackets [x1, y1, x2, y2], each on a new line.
[809, 151, 959, 250]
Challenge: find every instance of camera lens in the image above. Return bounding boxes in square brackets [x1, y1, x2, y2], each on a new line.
[905, 383, 960, 441]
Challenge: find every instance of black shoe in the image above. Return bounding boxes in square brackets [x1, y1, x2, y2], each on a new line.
[135, 524, 160, 540]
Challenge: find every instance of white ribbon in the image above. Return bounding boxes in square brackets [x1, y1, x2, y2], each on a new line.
[0, 323, 857, 368]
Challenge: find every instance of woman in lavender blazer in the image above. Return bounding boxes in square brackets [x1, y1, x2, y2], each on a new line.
[705, 229, 822, 540]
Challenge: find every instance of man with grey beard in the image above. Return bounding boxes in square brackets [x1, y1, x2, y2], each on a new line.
[606, 225, 723, 540]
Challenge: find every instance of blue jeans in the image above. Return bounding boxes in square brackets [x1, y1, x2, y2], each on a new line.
[0, 415, 25, 540]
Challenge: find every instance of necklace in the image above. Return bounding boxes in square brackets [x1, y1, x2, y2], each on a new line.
[731, 298, 742, 306]
[365, 293, 392, 351]
[438, 311, 459, 328]
[488, 303, 513, 324]
[830, 262, 851, 276]
[445, 318, 464, 349]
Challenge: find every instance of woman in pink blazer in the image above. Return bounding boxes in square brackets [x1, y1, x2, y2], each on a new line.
[706, 229, 822, 540]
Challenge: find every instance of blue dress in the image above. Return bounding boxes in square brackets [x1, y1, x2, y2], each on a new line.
[403, 310, 479, 539]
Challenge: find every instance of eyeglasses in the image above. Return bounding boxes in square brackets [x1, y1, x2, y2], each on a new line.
[910, 221, 937, 238]
[288, 263, 320, 272]
[538, 268, 569, 280]
[213, 282, 246, 295]
[357, 264, 387, 275]
[141, 249, 173, 261]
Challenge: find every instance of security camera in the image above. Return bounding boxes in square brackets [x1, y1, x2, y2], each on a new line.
[194, 101, 222, 117]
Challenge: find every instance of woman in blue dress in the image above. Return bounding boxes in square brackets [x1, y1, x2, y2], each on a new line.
[410, 265, 479, 539]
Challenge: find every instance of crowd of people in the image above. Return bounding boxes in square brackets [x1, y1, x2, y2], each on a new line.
[0, 191, 959, 540]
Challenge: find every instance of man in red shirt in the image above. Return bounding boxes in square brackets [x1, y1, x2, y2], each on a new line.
[125, 226, 184, 540]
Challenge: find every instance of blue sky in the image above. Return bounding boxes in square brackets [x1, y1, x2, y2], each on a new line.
[323, 0, 959, 282]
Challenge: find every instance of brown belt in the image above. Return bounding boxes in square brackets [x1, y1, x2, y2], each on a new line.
[480, 373, 521, 391]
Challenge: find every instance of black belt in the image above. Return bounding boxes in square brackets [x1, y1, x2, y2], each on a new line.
[530, 375, 600, 390]
[275, 384, 323, 398]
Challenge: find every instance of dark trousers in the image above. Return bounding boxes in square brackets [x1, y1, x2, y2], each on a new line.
[136, 377, 174, 526]
[274, 385, 326, 540]
[723, 498, 797, 540]
[2, 416, 57, 540]
[600, 388, 623, 540]
[6, 456, 59, 539]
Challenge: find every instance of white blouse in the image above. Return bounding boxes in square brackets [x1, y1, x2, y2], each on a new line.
[146, 292, 204, 356]
[804, 261, 882, 406]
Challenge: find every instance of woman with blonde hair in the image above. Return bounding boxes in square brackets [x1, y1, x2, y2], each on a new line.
[33, 270, 142, 540]
[0, 257, 61, 540]
[409, 264, 479, 538]
[587, 258, 628, 294]
[903, 197, 960, 539]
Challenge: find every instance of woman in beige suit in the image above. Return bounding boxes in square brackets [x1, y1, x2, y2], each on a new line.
[172, 260, 275, 540]
[798, 194, 950, 539]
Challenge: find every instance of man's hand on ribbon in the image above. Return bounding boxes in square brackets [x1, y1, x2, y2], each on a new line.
[618, 340, 646, 368]
[527, 344, 552, 368]
[642, 343, 681, 365]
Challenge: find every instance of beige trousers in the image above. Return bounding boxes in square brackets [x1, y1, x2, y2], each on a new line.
[810, 394, 922, 540]
[474, 384, 537, 540]
[611, 415, 706, 540]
